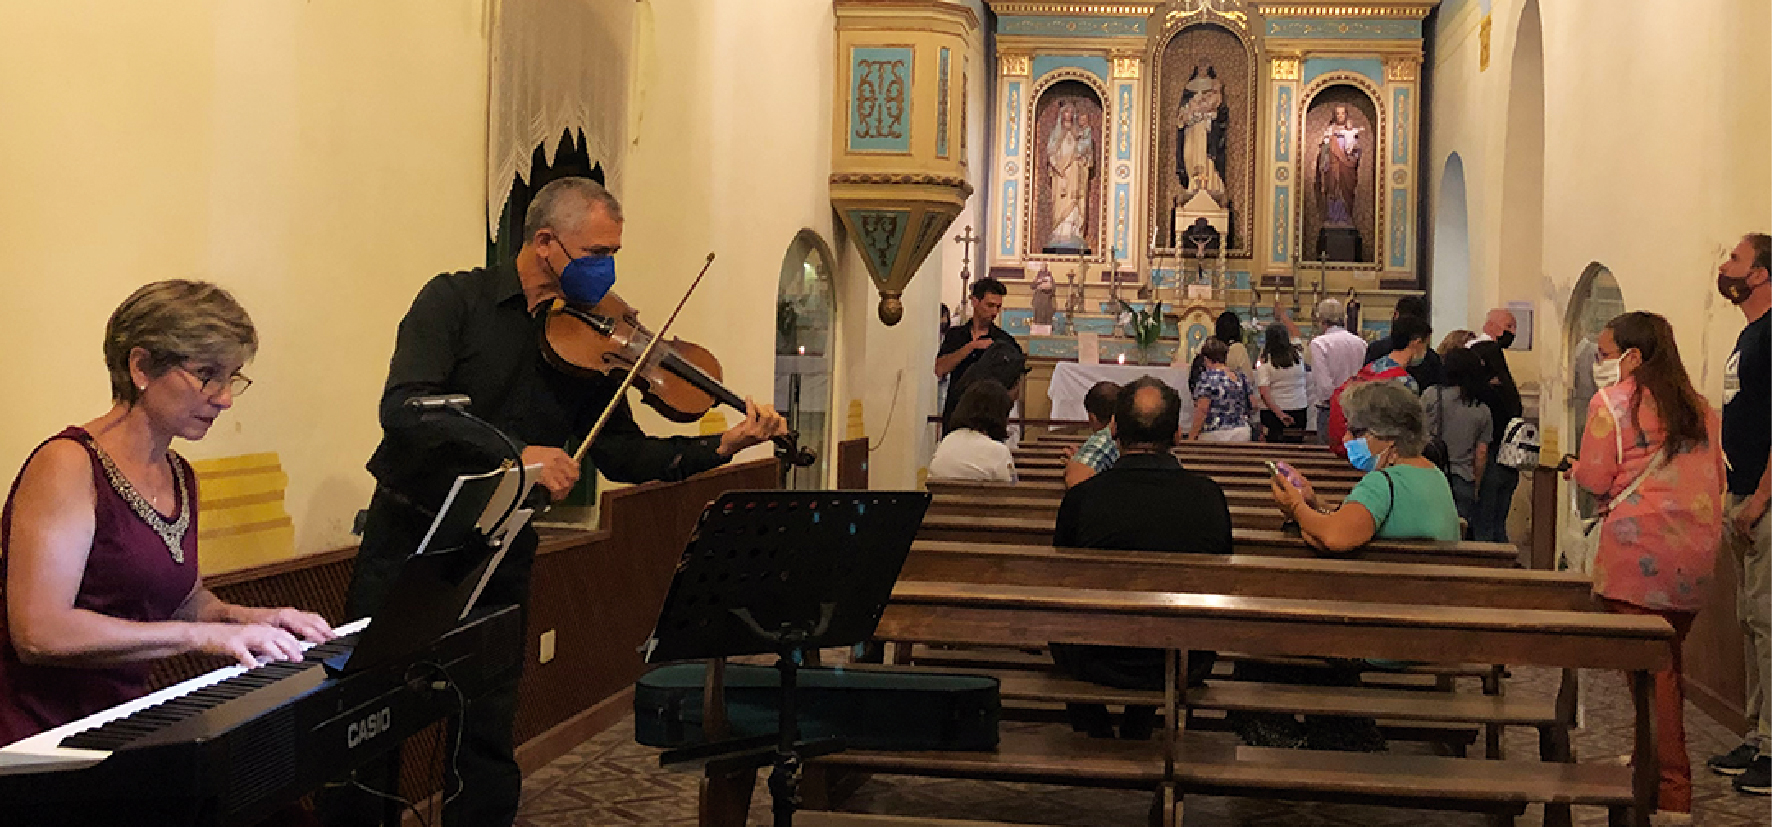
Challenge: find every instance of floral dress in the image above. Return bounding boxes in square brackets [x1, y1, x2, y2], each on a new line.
[1572, 379, 1725, 612]
[1194, 368, 1252, 434]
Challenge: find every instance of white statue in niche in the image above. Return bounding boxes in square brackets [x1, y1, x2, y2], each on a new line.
[1044, 100, 1094, 252]
[1175, 63, 1228, 195]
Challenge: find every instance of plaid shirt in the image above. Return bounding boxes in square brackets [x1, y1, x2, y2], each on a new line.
[1072, 427, 1120, 472]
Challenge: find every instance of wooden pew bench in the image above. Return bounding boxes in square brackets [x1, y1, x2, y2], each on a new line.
[914, 517, 1521, 567]
[767, 581, 1668, 827]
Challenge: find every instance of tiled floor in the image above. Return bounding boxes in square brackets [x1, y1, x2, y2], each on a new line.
[516, 666, 1772, 826]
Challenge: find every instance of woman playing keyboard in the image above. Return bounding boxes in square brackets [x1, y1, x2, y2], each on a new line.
[0, 281, 333, 746]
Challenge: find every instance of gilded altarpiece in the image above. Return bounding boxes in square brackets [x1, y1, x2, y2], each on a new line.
[984, 0, 1433, 322]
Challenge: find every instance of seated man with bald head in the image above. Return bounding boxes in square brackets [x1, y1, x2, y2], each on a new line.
[1049, 376, 1234, 739]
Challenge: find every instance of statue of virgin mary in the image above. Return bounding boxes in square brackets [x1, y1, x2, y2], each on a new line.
[1043, 100, 1094, 252]
[1175, 64, 1228, 195]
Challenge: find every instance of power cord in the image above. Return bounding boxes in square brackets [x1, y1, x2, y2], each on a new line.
[867, 369, 905, 454]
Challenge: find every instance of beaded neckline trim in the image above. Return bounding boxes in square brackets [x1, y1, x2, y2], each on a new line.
[89, 441, 189, 565]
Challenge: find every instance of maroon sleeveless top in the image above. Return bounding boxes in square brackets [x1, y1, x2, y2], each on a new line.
[0, 427, 200, 746]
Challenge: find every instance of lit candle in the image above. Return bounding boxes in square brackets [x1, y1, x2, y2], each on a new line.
[1117, 353, 1125, 365]
[798, 345, 805, 355]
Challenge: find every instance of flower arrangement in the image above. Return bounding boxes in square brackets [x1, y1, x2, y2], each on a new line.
[1119, 300, 1164, 356]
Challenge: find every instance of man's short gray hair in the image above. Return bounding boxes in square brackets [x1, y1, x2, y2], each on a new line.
[523, 177, 624, 241]
[1342, 380, 1427, 456]
[1316, 298, 1346, 327]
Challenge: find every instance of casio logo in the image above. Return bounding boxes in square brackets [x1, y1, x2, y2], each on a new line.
[347, 707, 392, 749]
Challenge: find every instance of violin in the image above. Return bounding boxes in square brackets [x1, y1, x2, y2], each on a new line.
[534, 270, 815, 473]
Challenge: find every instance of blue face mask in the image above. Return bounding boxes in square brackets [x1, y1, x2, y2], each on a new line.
[553, 240, 616, 305]
[1344, 437, 1378, 472]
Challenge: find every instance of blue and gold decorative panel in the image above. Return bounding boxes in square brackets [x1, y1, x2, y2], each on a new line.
[999, 180, 1019, 257]
[937, 48, 951, 158]
[1302, 57, 1385, 87]
[849, 47, 912, 153]
[1267, 18, 1422, 39]
[998, 16, 1145, 38]
[1272, 185, 1290, 264]
[1388, 188, 1408, 268]
[1115, 83, 1134, 161]
[1032, 55, 1110, 84]
[1004, 81, 1022, 156]
[1274, 86, 1293, 163]
[1391, 87, 1410, 165]
[1113, 182, 1129, 258]
[848, 208, 909, 275]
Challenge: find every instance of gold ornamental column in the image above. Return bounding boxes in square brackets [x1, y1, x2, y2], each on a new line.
[832, 0, 978, 325]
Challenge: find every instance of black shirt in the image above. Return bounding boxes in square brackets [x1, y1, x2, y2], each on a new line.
[1365, 337, 1444, 390]
[366, 263, 728, 509]
[1469, 339, 1523, 450]
[1724, 310, 1771, 495]
[1054, 452, 1234, 554]
[938, 321, 1019, 424]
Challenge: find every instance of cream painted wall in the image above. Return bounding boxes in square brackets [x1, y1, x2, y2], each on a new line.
[0, 1, 491, 557]
[1427, 0, 1772, 447]
[624, 1, 987, 489]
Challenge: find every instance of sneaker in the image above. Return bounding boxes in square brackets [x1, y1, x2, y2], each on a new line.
[1709, 742, 1761, 775]
[1735, 756, 1771, 796]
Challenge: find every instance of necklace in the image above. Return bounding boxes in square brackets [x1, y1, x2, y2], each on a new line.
[90, 441, 190, 564]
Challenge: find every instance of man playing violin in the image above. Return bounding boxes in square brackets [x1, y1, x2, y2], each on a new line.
[325, 176, 787, 827]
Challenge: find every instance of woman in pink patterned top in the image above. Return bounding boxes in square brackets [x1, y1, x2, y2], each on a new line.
[1569, 311, 1725, 819]
[0, 281, 333, 747]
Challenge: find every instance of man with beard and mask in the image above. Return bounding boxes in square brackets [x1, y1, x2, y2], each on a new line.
[322, 177, 786, 827]
[1467, 307, 1523, 543]
[1707, 232, 1772, 797]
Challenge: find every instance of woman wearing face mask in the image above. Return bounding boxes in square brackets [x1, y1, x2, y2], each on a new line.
[1564, 311, 1724, 823]
[1271, 379, 1460, 551]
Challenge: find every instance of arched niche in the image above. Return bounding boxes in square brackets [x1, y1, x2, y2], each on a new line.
[1026, 73, 1109, 261]
[1149, 21, 1257, 255]
[1432, 152, 1472, 339]
[774, 229, 839, 489]
[1298, 78, 1383, 265]
[1498, 0, 1544, 304]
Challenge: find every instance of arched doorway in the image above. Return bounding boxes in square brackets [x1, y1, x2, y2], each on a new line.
[774, 230, 838, 489]
[1559, 262, 1625, 571]
[1432, 153, 1472, 339]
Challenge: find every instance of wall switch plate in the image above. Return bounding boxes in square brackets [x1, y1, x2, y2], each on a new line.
[539, 629, 556, 664]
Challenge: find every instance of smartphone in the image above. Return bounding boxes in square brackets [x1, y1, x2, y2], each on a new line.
[1267, 460, 1303, 488]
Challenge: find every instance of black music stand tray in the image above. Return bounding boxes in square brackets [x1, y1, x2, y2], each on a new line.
[644, 489, 930, 827]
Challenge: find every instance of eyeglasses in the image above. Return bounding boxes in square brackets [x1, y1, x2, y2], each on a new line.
[180, 364, 252, 397]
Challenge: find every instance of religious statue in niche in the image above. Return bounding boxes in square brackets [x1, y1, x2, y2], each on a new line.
[1175, 64, 1228, 196]
[1316, 104, 1363, 228]
[1031, 266, 1057, 327]
[1044, 99, 1096, 253]
[1155, 24, 1249, 254]
[1302, 88, 1378, 264]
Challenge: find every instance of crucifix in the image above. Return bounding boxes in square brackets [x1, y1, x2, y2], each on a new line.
[953, 225, 979, 317]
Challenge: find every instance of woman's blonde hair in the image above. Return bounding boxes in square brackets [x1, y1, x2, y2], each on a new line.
[104, 280, 257, 404]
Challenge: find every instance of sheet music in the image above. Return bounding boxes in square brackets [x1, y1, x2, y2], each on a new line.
[0, 617, 371, 775]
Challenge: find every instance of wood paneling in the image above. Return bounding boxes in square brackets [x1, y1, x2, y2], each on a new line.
[837, 438, 869, 489]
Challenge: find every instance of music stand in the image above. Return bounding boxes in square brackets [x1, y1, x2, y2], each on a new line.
[644, 490, 930, 827]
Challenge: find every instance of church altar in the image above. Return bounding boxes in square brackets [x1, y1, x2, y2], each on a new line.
[1048, 362, 1193, 426]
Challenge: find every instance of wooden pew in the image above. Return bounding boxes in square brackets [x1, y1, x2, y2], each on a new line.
[913, 516, 1521, 567]
[791, 581, 1668, 827]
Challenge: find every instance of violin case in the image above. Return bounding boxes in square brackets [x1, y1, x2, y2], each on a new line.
[634, 662, 1000, 751]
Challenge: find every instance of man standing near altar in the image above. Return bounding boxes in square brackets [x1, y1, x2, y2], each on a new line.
[936, 278, 1019, 433]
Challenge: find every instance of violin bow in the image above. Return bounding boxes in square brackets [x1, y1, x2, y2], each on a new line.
[570, 252, 717, 466]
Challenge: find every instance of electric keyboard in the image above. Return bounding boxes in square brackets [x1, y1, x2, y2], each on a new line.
[0, 605, 522, 826]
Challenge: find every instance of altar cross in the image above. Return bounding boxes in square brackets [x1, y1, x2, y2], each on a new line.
[953, 225, 979, 316]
